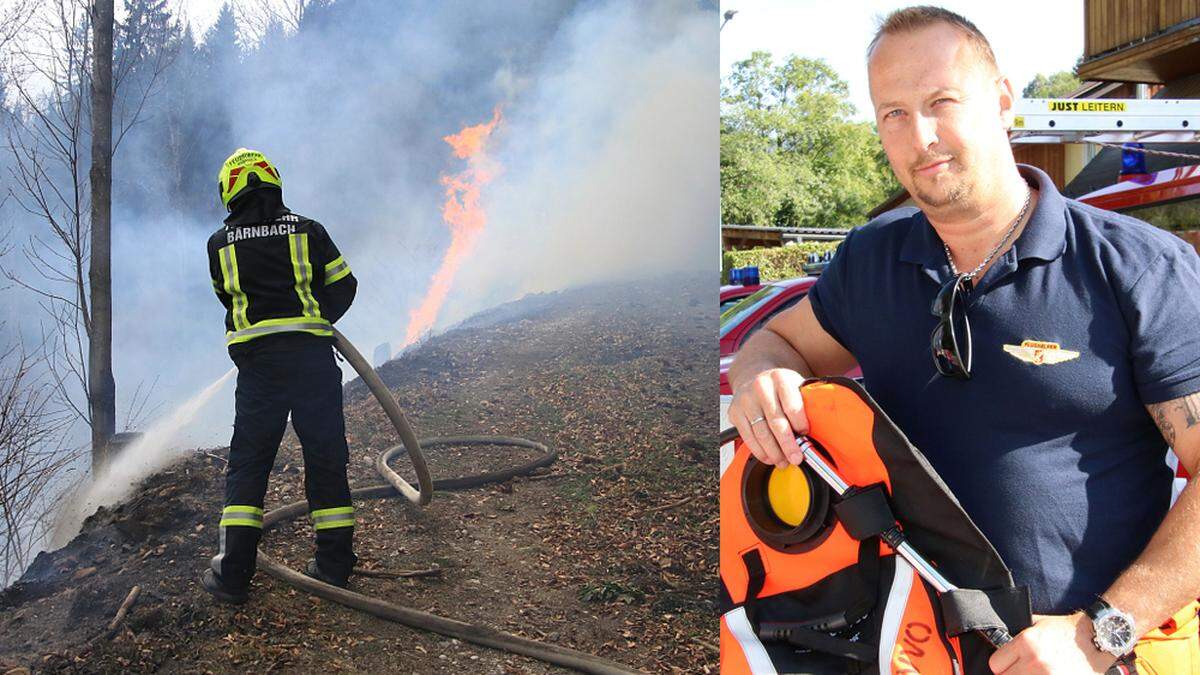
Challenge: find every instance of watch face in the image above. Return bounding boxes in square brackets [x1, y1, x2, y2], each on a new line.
[1096, 613, 1135, 653]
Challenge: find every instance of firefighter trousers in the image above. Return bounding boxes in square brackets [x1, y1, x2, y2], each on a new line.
[210, 341, 357, 590]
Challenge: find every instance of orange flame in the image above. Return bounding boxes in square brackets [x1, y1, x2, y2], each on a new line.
[402, 107, 502, 348]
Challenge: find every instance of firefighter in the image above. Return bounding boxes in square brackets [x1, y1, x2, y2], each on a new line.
[201, 148, 358, 604]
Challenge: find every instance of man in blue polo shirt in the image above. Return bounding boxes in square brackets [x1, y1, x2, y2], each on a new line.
[728, 6, 1200, 674]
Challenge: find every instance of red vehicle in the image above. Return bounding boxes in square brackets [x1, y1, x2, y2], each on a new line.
[720, 283, 761, 312]
[720, 277, 817, 358]
[722, 266, 763, 311]
[1077, 163, 1200, 212]
[719, 275, 864, 396]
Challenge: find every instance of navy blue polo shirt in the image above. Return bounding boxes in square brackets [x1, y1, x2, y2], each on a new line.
[808, 164, 1200, 614]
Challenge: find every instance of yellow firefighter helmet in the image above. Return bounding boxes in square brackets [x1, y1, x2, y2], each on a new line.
[218, 148, 282, 210]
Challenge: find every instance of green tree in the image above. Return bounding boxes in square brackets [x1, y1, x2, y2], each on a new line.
[1022, 71, 1081, 99]
[201, 2, 241, 66]
[721, 51, 898, 229]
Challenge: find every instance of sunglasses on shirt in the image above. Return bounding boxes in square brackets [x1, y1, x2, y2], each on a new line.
[931, 274, 973, 379]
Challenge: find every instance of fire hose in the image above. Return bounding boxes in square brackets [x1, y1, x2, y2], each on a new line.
[254, 329, 642, 675]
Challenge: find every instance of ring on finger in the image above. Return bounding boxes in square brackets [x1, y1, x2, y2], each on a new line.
[749, 416, 766, 426]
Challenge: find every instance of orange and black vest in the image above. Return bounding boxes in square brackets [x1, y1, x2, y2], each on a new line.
[720, 378, 1032, 674]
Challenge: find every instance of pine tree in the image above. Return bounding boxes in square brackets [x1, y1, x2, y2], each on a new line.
[111, 0, 182, 212]
[116, 0, 179, 72]
[160, 23, 203, 211]
[186, 3, 239, 215]
[259, 17, 287, 54]
[201, 2, 240, 69]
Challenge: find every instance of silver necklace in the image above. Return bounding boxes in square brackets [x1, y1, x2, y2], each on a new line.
[944, 187, 1033, 281]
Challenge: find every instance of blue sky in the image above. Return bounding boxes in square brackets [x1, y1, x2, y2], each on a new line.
[720, 0, 1085, 122]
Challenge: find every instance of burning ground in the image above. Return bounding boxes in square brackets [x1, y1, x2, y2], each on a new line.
[0, 274, 717, 673]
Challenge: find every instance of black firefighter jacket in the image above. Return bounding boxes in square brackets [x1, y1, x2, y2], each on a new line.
[206, 189, 357, 361]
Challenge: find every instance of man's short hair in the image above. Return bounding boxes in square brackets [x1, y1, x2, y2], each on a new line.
[867, 5, 999, 75]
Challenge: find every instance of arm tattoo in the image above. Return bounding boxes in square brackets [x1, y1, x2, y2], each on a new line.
[1182, 392, 1200, 429]
[1150, 402, 1177, 447]
[1148, 392, 1200, 447]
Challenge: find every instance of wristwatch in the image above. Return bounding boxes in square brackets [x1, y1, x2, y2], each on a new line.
[1085, 598, 1137, 658]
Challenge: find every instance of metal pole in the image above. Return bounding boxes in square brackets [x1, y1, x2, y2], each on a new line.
[794, 437, 1013, 647]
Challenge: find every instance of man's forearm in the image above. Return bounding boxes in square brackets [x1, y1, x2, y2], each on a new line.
[728, 328, 816, 392]
[1103, 477, 1200, 636]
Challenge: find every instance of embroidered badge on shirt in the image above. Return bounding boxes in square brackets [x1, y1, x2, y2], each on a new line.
[1003, 340, 1080, 365]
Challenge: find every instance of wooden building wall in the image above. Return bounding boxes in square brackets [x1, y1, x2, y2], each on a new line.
[1086, 0, 1200, 57]
[722, 229, 783, 251]
[1013, 144, 1067, 191]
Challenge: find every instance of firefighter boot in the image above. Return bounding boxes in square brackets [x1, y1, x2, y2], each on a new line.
[304, 558, 350, 588]
[201, 568, 249, 605]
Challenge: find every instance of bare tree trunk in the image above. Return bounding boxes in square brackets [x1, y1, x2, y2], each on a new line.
[88, 0, 114, 471]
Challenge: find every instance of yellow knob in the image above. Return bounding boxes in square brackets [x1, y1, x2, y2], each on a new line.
[766, 464, 812, 527]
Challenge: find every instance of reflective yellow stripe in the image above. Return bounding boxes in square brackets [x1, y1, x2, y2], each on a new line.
[324, 256, 351, 285]
[219, 245, 249, 330]
[219, 505, 263, 528]
[226, 245, 249, 329]
[288, 233, 320, 318]
[300, 235, 320, 315]
[326, 266, 351, 284]
[224, 316, 332, 346]
[219, 518, 263, 528]
[313, 519, 354, 530]
[311, 506, 354, 530]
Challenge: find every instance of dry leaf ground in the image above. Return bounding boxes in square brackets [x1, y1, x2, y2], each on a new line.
[0, 274, 717, 673]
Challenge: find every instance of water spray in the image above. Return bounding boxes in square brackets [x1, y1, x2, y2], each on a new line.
[50, 367, 238, 548]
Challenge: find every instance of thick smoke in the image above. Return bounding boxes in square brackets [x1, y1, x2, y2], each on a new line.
[444, 2, 717, 325]
[3, 0, 716, 568]
[112, 0, 716, 450]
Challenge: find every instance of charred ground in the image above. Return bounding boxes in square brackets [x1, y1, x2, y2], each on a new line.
[0, 273, 717, 673]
